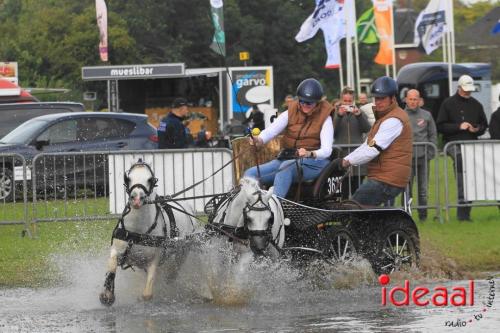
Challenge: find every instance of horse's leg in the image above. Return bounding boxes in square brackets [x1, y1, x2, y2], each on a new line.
[99, 240, 127, 306]
[142, 249, 161, 301]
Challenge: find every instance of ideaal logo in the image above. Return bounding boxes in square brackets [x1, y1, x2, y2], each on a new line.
[379, 274, 496, 328]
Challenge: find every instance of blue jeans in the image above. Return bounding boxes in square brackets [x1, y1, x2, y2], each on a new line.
[352, 179, 404, 206]
[243, 158, 330, 198]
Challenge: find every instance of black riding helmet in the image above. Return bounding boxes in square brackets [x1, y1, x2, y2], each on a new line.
[296, 78, 324, 103]
[371, 76, 398, 98]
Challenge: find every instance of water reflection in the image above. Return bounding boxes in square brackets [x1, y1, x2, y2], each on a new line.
[0, 243, 498, 332]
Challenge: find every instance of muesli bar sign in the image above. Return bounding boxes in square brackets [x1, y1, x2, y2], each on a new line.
[82, 63, 185, 80]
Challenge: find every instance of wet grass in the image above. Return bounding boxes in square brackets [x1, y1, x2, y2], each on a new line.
[418, 207, 500, 274]
[0, 220, 114, 288]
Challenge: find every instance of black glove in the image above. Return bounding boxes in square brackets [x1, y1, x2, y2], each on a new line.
[331, 158, 346, 172]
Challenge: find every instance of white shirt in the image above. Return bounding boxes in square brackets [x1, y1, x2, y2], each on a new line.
[258, 110, 334, 160]
[345, 118, 403, 165]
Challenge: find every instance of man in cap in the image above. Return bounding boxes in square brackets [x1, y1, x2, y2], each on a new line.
[436, 74, 488, 221]
[158, 97, 190, 149]
[334, 76, 413, 206]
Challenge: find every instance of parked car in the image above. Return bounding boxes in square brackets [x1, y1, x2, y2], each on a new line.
[0, 112, 158, 201]
[0, 102, 85, 138]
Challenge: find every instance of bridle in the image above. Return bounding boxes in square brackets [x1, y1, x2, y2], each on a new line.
[123, 160, 158, 197]
[242, 191, 275, 238]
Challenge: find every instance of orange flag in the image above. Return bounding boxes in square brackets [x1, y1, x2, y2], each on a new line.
[373, 0, 393, 65]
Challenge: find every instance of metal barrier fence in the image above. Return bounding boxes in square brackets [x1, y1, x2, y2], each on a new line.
[336, 142, 440, 221]
[443, 140, 500, 221]
[9, 140, 493, 227]
[0, 153, 29, 233]
[30, 149, 234, 225]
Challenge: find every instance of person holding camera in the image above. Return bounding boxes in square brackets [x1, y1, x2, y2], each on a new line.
[243, 78, 334, 198]
[333, 76, 413, 206]
[333, 87, 371, 198]
[436, 75, 488, 221]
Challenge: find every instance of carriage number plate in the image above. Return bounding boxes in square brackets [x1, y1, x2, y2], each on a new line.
[327, 176, 342, 195]
[14, 166, 31, 181]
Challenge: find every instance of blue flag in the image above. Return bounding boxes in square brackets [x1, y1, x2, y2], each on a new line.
[492, 19, 500, 35]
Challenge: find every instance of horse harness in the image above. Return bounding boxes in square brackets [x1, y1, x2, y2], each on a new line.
[112, 160, 180, 269]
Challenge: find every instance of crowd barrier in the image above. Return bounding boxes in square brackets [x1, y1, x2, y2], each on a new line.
[28, 149, 234, 226]
[443, 140, 500, 220]
[0, 153, 29, 234]
[4, 141, 499, 230]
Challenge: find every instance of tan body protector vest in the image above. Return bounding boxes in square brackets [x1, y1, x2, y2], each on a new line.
[281, 100, 333, 151]
[366, 102, 413, 188]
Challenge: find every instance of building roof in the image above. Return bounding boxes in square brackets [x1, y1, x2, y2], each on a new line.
[394, 8, 418, 46]
[456, 7, 500, 48]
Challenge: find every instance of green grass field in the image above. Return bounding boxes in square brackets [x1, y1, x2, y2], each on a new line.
[0, 154, 499, 288]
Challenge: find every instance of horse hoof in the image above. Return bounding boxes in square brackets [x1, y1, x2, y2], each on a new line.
[99, 291, 115, 306]
[142, 294, 153, 302]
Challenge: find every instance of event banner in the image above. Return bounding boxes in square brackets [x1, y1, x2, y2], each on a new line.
[228, 67, 274, 116]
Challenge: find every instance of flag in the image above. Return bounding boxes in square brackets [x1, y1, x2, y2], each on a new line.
[210, 0, 226, 56]
[492, 19, 500, 35]
[295, 0, 346, 68]
[414, 0, 447, 55]
[357, 8, 378, 44]
[373, 0, 393, 65]
[95, 0, 108, 62]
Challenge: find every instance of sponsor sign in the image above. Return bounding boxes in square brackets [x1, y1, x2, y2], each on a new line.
[82, 63, 185, 80]
[228, 66, 273, 116]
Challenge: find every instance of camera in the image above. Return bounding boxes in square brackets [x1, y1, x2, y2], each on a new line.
[344, 105, 354, 113]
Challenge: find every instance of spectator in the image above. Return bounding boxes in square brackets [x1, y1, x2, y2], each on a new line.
[436, 74, 488, 222]
[358, 92, 369, 106]
[359, 93, 375, 126]
[333, 87, 371, 198]
[243, 104, 265, 131]
[405, 89, 437, 221]
[183, 119, 195, 147]
[489, 105, 500, 139]
[158, 97, 190, 149]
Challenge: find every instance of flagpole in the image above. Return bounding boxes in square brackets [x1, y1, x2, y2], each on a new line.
[339, 57, 345, 89]
[449, 0, 456, 63]
[442, 28, 447, 63]
[353, 0, 361, 94]
[446, 0, 453, 96]
[390, 0, 397, 79]
[346, 35, 354, 87]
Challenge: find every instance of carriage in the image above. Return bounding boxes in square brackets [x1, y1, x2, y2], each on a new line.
[203, 137, 420, 275]
[99, 140, 420, 306]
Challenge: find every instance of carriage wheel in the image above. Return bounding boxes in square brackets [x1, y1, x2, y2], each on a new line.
[322, 227, 358, 264]
[376, 227, 419, 274]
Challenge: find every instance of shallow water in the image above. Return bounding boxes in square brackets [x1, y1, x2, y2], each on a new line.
[0, 239, 498, 333]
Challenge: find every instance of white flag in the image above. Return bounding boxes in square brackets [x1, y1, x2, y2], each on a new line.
[96, 0, 108, 61]
[414, 0, 447, 55]
[295, 0, 346, 68]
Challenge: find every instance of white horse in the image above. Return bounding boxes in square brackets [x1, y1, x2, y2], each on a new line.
[210, 177, 289, 256]
[99, 159, 200, 306]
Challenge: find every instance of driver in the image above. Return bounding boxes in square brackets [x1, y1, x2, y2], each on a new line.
[243, 78, 334, 198]
[334, 76, 413, 206]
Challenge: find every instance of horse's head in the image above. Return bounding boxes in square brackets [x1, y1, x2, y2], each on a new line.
[242, 186, 275, 255]
[123, 159, 158, 209]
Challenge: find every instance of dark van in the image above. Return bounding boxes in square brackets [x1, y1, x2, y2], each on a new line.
[0, 102, 85, 138]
